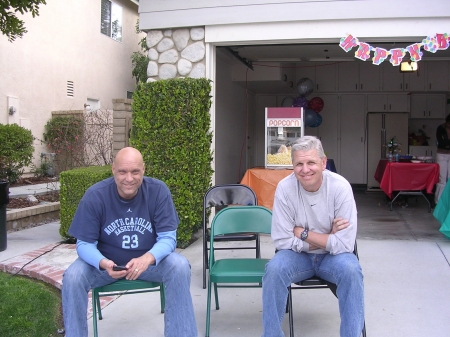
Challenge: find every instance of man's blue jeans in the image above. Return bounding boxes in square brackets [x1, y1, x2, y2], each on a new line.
[62, 252, 198, 337]
[262, 249, 364, 337]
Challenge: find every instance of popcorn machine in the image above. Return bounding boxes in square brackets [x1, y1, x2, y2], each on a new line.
[265, 107, 304, 169]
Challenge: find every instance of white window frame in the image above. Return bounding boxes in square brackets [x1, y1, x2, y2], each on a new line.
[101, 0, 122, 42]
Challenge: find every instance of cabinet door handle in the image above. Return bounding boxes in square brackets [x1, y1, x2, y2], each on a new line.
[360, 83, 363, 90]
[316, 84, 319, 90]
[429, 83, 432, 90]
[400, 83, 403, 90]
[405, 83, 408, 90]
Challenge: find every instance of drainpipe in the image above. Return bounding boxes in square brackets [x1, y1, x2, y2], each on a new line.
[0, 180, 9, 251]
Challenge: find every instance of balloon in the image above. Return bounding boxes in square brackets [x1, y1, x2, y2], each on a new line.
[281, 96, 296, 107]
[310, 113, 323, 128]
[296, 78, 314, 97]
[308, 97, 324, 113]
[292, 96, 309, 108]
[304, 109, 319, 127]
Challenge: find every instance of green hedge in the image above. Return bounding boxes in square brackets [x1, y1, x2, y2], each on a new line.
[131, 78, 213, 247]
[59, 165, 112, 239]
[0, 123, 34, 183]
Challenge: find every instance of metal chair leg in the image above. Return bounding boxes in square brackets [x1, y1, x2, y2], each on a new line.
[288, 286, 294, 337]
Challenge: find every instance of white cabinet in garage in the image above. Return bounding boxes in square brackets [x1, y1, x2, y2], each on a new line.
[338, 62, 359, 92]
[359, 61, 382, 91]
[426, 61, 449, 91]
[339, 94, 366, 184]
[338, 62, 381, 92]
[296, 62, 336, 93]
[315, 63, 337, 92]
[381, 62, 405, 91]
[404, 70, 426, 91]
[410, 94, 446, 119]
[367, 94, 409, 112]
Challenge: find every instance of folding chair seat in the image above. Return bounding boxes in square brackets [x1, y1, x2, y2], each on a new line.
[287, 242, 367, 337]
[92, 279, 165, 337]
[205, 206, 272, 337]
[202, 184, 259, 289]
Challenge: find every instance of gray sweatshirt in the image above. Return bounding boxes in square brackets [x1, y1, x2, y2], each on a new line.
[271, 170, 357, 255]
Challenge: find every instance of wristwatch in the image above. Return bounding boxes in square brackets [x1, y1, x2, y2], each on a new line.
[300, 229, 309, 241]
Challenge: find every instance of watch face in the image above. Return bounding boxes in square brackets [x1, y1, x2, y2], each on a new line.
[301, 229, 308, 241]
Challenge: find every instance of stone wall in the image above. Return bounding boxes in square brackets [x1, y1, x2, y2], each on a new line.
[146, 27, 206, 81]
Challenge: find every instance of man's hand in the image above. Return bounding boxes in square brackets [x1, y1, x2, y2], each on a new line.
[125, 252, 156, 280]
[331, 217, 350, 234]
[99, 258, 128, 279]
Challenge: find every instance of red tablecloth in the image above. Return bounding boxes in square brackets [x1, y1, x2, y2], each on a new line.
[374, 160, 439, 199]
[240, 168, 293, 209]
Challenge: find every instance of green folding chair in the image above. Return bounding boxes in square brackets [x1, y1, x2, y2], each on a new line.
[205, 205, 272, 337]
[92, 279, 165, 337]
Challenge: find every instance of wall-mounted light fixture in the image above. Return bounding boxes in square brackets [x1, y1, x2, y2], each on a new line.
[399, 60, 418, 73]
[8, 106, 16, 115]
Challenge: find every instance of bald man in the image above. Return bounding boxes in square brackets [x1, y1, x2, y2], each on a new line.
[62, 147, 198, 337]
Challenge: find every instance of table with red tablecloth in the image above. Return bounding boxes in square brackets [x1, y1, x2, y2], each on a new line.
[240, 167, 293, 210]
[374, 159, 439, 211]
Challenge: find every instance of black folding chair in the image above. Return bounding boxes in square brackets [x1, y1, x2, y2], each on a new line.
[286, 241, 367, 337]
[202, 184, 259, 289]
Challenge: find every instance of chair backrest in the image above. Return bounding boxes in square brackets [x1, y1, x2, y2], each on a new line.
[204, 184, 257, 208]
[203, 184, 258, 224]
[210, 206, 272, 238]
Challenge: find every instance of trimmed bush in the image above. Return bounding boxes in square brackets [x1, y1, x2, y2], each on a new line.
[131, 78, 213, 247]
[59, 165, 112, 239]
[0, 123, 34, 183]
[43, 115, 84, 174]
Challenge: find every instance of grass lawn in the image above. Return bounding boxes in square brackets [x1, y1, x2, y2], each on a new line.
[0, 271, 63, 337]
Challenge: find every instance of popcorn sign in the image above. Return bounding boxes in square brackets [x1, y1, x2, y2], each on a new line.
[339, 33, 450, 66]
[267, 119, 301, 127]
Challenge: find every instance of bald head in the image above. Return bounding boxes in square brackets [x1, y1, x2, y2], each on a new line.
[114, 147, 144, 166]
[112, 147, 145, 199]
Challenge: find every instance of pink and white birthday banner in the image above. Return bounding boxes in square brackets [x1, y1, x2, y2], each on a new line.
[339, 33, 450, 66]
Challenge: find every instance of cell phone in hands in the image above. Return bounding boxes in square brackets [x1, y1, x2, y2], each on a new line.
[112, 265, 128, 271]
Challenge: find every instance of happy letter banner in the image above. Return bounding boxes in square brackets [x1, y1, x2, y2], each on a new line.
[339, 33, 450, 66]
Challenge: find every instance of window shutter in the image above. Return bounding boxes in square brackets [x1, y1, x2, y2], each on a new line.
[100, 0, 111, 37]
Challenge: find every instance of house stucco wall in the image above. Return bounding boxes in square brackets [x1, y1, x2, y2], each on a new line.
[0, 0, 142, 171]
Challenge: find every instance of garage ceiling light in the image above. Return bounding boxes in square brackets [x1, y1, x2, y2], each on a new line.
[399, 60, 418, 72]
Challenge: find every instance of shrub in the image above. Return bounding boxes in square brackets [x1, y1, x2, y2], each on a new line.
[43, 116, 84, 173]
[0, 123, 34, 183]
[43, 111, 113, 174]
[131, 19, 149, 84]
[131, 78, 213, 247]
[59, 165, 112, 240]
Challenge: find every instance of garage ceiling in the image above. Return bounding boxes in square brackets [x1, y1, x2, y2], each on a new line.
[225, 42, 450, 63]
[220, 42, 450, 95]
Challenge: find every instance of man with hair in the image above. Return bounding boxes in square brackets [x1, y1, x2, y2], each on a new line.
[62, 147, 197, 337]
[262, 136, 364, 337]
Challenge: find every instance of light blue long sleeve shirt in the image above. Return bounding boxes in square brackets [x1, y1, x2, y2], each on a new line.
[76, 230, 177, 270]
